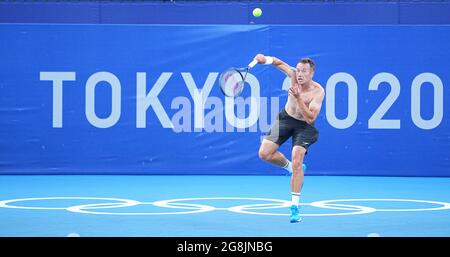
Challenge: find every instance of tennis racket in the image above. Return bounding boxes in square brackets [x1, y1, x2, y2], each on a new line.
[218, 59, 258, 97]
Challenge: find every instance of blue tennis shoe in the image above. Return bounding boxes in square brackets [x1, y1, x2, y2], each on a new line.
[290, 205, 302, 223]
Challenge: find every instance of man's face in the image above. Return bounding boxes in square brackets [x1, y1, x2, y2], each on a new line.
[296, 62, 314, 85]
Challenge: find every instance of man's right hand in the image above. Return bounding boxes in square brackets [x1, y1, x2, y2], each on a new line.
[254, 54, 266, 64]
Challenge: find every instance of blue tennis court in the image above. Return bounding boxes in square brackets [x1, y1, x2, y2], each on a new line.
[1, 175, 449, 237]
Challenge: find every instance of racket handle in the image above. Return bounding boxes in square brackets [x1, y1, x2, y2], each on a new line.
[248, 59, 258, 69]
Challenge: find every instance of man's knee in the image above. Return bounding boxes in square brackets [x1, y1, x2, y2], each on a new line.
[292, 160, 304, 174]
[292, 147, 306, 173]
[259, 140, 280, 162]
[258, 147, 272, 161]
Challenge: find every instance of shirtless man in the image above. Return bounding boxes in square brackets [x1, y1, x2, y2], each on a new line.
[255, 54, 325, 223]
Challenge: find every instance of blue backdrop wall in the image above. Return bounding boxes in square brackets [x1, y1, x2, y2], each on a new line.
[1, 1, 450, 25]
[1, 24, 449, 176]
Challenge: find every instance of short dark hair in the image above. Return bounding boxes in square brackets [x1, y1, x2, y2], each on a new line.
[298, 57, 315, 72]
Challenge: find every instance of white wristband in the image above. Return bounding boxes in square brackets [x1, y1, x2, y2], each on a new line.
[264, 56, 274, 65]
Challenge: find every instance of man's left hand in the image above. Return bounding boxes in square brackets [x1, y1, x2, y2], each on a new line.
[288, 84, 301, 99]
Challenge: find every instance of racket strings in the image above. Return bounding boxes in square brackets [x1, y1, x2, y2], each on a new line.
[220, 69, 245, 97]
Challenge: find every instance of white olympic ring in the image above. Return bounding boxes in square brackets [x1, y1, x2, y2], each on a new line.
[0, 197, 449, 217]
[0, 197, 140, 210]
[311, 198, 450, 212]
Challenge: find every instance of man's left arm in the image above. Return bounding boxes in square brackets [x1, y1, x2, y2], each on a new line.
[296, 91, 324, 124]
[289, 82, 325, 124]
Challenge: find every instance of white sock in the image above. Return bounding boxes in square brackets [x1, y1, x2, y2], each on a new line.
[291, 192, 300, 206]
[283, 160, 292, 174]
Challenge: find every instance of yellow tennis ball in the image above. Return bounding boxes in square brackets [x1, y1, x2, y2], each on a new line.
[253, 8, 262, 18]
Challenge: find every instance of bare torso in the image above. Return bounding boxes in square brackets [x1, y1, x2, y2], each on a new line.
[285, 81, 323, 122]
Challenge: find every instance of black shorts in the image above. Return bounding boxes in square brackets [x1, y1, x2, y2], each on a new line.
[264, 109, 319, 151]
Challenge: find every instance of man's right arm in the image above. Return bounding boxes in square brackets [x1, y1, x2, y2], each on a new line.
[254, 54, 294, 78]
